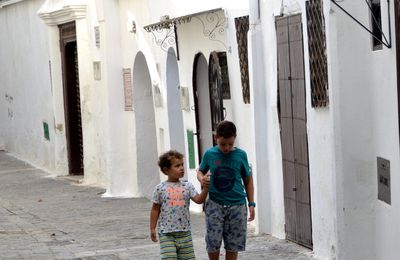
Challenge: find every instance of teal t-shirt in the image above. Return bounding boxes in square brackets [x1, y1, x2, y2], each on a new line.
[199, 146, 250, 205]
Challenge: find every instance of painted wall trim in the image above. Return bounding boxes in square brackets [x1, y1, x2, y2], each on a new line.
[0, 0, 25, 8]
[38, 4, 87, 25]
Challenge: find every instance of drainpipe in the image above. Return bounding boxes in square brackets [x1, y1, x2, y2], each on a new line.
[248, 0, 271, 234]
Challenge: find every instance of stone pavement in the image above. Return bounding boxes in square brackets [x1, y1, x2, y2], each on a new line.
[0, 151, 314, 259]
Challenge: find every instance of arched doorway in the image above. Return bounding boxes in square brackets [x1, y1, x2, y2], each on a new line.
[132, 52, 159, 198]
[166, 48, 185, 157]
[208, 52, 225, 135]
[59, 21, 84, 176]
[192, 53, 213, 162]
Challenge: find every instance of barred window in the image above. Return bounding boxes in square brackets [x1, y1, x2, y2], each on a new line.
[235, 16, 250, 104]
[306, 0, 329, 107]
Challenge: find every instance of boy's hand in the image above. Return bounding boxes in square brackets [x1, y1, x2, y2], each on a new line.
[201, 172, 211, 187]
[150, 229, 158, 242]
[248, 206, 255, 221]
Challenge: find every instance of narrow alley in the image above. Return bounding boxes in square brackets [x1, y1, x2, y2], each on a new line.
[0, 151, 313, 259]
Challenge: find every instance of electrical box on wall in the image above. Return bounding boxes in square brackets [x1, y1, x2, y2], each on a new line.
[180, 86, 190, 111]
[153, 83, 163, 107]
[93, 61, 101, 80]
[377, 157, 391, 205]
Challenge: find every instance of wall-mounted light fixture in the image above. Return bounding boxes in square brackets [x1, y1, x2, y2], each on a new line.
[153, 82, 163, 107]
[130, 20, 137, 33]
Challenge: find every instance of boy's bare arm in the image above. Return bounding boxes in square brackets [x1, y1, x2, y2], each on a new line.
[243, 175, 255, 221]
[191, 185, 209, 204]
[150, 203, 160, 242]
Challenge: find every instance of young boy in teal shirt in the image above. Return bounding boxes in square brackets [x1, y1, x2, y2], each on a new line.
[197, 120, 255, 260]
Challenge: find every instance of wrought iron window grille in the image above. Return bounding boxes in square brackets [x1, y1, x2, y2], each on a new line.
[331, 0, 392, 48]
[235, 16, 250, 104]
[307, 0, 330, 107]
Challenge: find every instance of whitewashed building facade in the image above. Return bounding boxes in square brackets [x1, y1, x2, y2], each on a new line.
[248, 0, 400, 259]
[0, 0, 251, 208]
[3, 0, 400, 259]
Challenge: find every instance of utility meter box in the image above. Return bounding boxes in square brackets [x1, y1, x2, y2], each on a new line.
[180, 86, 190, 111]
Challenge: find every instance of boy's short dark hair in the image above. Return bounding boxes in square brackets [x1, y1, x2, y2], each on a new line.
[158, 150, 184, 175]
[216, 120, 237, 138]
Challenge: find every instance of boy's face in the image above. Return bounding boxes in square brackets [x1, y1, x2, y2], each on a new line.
[164, 157, 185, 181]
[215, 135, 236, 154]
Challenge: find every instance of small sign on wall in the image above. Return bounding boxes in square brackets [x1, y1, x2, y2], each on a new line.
[377, 157, 391, 205]
[94, 26, 100, 48]
[123, 68, 133, 111]
[43, 121, 50, 141]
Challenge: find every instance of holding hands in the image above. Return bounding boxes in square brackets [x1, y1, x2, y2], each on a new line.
[200, 172, 210, 189]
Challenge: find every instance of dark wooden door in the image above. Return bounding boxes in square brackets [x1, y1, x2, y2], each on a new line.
[276, 14, 312, 248]
[395, 0, 400, 138]
[59, 22, 84, 175]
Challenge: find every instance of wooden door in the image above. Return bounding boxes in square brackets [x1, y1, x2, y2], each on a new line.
[395, 0, 400, 137]
[59, 22, 84, 175]
[276, 14, 312, 248]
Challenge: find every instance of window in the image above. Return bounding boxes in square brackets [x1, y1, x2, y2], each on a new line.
[306, 0, 329, 107]
[370, 0, 383, 50]
[235, 16, 250, 104]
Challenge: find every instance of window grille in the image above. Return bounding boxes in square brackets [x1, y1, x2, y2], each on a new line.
[370, 0, 383, 50]
[306, 0, 329, 107]
[235, 16, 250, 104]
[218, 52, 231, 99]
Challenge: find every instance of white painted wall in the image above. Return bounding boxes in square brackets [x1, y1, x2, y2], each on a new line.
[37, 0, 112, 188]
[329, 1, 400, 259]
[166, 48, 186, 158]
[249, 0, 337, 259]
[251, 0, 400, 259]
[0, 0, 56, 172]
[132, 52, 159, 199]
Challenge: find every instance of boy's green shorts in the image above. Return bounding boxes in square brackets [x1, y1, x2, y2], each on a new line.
[159, 231, 195, 259]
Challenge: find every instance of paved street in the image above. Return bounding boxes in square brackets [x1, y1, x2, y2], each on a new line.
[0, 151, 313, 259]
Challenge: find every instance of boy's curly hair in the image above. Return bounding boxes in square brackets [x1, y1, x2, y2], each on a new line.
[158, 150, 184, 175]
[216, 120, 237, 138]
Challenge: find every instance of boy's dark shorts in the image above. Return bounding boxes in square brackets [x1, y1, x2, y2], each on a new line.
[205, 199, 247, 252]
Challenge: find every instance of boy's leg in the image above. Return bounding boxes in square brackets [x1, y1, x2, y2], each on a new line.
[208, 251, 220, 260]
[222, 204, 247, 253]
[175, 231, 195, 260]
[205, 200, 225, 258]
[159, 233, 178, 259]
[208, 250, 237, 260]
[225, 251, 238, 260]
